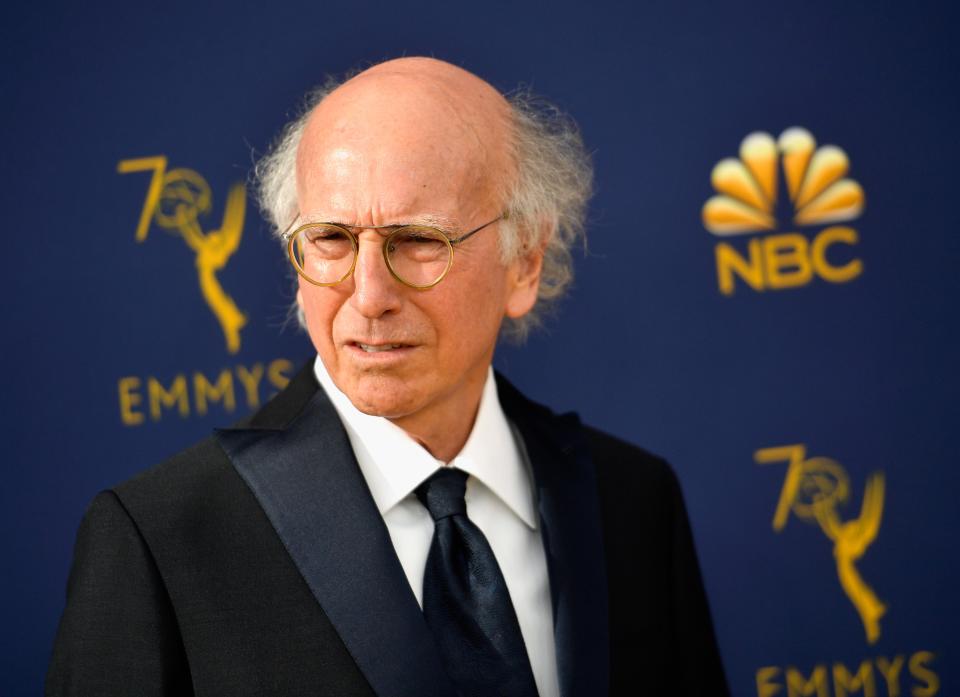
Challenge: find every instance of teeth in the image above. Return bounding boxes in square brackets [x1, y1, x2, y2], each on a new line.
[358, 343, 402, 353]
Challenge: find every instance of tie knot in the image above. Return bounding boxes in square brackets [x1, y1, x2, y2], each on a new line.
[415, 468, 468, 521]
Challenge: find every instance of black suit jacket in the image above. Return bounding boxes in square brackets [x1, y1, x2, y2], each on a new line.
[47, 363, 729, 696]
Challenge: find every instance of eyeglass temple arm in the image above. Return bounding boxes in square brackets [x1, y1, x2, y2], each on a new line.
[449, 212, 508, 246]
[280, 216, 299, 240]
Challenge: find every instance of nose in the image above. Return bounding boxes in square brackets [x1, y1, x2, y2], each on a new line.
[348, 231, 403, 318]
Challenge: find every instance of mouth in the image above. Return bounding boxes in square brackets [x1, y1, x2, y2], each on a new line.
[346, 341, 416, 356]
[354, 342, 407, 353]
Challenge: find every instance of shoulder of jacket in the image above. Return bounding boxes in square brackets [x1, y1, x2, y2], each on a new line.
[110, 436, 239, 523]
[582, 424, 680, 494]
[495, 371, 679, 492]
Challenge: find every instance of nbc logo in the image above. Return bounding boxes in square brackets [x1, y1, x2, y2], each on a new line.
[702, 128, 865, 296]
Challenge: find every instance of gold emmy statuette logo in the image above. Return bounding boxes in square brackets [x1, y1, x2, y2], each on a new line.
[702, 128, 866, 295]
[118, 156, 247, 354]
[756, 444, 886, 644]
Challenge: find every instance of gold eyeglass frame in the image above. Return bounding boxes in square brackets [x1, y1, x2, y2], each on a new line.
[281, 212, 507, 290]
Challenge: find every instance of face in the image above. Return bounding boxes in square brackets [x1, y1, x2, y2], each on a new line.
[294, 60, 542, 430]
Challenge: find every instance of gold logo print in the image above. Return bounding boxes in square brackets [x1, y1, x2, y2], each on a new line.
[702, 128, 865, 235]
[118, 156, 247, 354]
[701, 129, 867, 295]
[756, 444, 886, 644]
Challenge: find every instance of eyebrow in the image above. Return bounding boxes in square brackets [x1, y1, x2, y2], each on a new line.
[298, 213, 460, 232]
[407, 214, 459, 230]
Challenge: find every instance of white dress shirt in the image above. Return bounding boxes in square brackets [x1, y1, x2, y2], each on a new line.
[314, 357, 558, 697]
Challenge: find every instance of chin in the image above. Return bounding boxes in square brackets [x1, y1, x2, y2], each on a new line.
[340, 374, 425, 420]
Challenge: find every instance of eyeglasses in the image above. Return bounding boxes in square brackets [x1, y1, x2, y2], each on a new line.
[281, 213, 506, 289]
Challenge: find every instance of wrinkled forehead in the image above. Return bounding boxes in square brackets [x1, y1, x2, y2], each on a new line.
[296, 59, 514, 219]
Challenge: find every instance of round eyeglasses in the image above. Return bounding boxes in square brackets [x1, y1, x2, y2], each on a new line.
[282, 214, 506, 289]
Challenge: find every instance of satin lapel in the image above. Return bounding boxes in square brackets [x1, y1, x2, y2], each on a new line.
[498, 376, 611, 697]
[215, 384, 456, 697]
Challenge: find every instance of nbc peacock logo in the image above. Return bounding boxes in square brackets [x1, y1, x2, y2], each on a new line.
[702, 128, 866, 296]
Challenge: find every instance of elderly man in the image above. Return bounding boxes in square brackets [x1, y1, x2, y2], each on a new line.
[48, 58, 728, 696]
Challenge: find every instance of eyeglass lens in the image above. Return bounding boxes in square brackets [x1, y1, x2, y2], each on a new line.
[292, 225, 453, 287]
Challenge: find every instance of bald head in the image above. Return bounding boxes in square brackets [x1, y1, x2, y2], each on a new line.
[351, 56, 510, 125]
[295, 57, 515, 229]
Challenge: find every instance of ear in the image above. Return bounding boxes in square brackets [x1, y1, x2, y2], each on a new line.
[504, 234, 547, 319]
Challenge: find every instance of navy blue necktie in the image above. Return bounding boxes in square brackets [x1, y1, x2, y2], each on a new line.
[415, 468, 540, 697]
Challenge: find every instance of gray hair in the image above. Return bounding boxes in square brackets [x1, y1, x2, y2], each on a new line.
[253, 74, 592, 342]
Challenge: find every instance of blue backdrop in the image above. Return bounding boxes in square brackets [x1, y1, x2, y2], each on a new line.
[3, 1, 957, 695]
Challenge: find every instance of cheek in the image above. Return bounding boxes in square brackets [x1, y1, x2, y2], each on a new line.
[298, 281, 341, 349]
[434, 270, 509, 351]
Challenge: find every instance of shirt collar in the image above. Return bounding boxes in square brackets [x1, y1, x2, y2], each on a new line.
[313, 356, 537, 530]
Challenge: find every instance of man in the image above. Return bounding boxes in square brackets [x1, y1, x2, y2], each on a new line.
[48, 57, 728, 696]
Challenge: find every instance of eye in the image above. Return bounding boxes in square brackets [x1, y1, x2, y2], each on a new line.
[388, 228, 448, 262]
[304, 225, 349, 243]
[294, 225, 354, 265]
[406, 232, 440, 243]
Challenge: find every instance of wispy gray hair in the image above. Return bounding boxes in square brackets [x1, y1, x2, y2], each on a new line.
[253, 73, 593, 342]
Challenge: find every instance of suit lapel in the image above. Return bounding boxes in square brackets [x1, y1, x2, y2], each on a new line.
[498, 374, 611, 697]
[215, 365, 456, 697]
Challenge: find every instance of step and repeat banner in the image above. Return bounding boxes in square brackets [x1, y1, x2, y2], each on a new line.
[3, 1, 957, 695]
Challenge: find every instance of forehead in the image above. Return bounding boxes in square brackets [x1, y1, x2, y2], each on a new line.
[295, 67, 513, 225]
